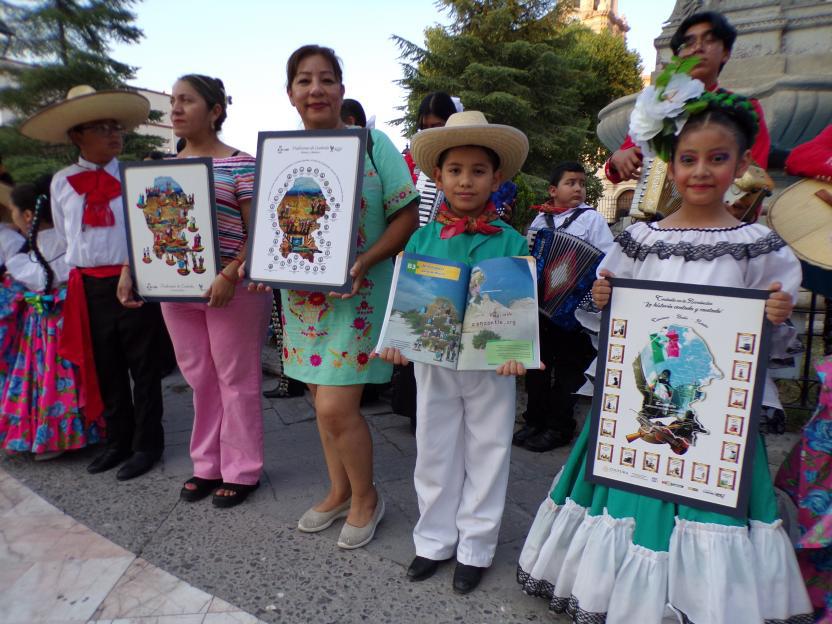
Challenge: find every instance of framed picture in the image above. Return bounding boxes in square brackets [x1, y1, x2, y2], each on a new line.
[585, 278, 772, 517]
[606, 369, 622, 389]
[120, 158, 219, 302]
[246, 128, 367, 293]
[600, 418, 617, 438]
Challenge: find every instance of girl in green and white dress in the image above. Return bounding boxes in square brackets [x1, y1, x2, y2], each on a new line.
[516, 70, 812, 624]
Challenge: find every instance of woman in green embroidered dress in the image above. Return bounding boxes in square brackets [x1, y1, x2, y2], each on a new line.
[280, 45, 419, 548]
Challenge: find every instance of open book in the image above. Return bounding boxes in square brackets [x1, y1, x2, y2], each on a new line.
[375, 252, 541, 370]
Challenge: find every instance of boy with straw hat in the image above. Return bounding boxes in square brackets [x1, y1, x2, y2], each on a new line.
[20, 85, 166, 481]
[376, 110, 532, 594]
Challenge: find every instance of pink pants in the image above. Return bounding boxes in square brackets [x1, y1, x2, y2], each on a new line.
[162, 289, 271, 485]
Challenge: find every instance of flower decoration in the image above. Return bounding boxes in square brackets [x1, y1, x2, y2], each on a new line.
[629, 56, 705, 161]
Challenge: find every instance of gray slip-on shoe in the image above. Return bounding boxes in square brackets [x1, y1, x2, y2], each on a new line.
[297, 498, 351, 533]
[336, 494, 385, 549]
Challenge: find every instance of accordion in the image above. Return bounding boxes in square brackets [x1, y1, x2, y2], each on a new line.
[629, 156, 681, 221]
[415, 171, 442, 226]
[530, 228, 604, 330]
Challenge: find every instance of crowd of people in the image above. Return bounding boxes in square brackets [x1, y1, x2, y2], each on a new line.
[0, 8, 830, 623]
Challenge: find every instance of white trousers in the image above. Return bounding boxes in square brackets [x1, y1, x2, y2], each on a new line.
[412, 364, 516, 567]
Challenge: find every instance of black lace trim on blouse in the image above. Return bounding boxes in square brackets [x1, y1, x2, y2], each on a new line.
[615, 229, 787, 262]
[646, 222, 752, 233]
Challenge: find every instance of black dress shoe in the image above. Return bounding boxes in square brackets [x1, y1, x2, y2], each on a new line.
[87, 449, 131, 474]
[452, 562, 486, 594]
[407, 556, 444, 582]
[524, 428, 573, 453]
[116, 451, 161, 481]
[512, 425, 542, 447]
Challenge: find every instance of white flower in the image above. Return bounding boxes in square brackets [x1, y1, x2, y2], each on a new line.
[628, 73, 705, 156]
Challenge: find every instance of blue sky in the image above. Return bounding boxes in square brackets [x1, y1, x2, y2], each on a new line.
[111, 0, 674, 153]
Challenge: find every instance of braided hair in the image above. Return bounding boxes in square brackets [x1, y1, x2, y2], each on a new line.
[671, 90, 759, 161]
[10, 174, 54, 292]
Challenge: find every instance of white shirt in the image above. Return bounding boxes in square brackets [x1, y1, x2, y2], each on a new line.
[0, 224, 24, 265]
[51, 156, 129, 268]
[5, 228, 70, 291]
[527, 203, 615, 255]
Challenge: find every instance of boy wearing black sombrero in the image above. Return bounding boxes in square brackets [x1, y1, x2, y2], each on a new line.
[21, 85, 165, 481]
[377, 111, 531, 594]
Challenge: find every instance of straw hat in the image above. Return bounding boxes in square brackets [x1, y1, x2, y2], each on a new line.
[20, 85, 150, 145]
[0, 181, 11, 212]
[768, 178, 832, 269]
[410, 111, 529, 180]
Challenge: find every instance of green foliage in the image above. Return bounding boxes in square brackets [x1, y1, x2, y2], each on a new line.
[511, 171, 548, 233]
[472, 329, 501, 349]
[393, 0, 643, 181]
[0, 1, 161, 182]
[585, 170, 603, 207]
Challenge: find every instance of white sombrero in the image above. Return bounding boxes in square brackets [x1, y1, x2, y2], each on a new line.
[411, 110, 529, 180]
[20, 85, 150, 145]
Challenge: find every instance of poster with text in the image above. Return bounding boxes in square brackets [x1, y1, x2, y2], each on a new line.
[246, 129, 365, 293]
[120, 158, 219, 302]
[585, 278, 772, 516]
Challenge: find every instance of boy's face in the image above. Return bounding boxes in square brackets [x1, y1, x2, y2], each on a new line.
[434, 146, 502, 217]
[549, 171, 586, 209]
[678, 21, 729, 87]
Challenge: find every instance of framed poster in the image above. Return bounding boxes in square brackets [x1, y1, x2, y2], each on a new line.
[585, 278, 772, 516]
[120, 158, 219, 302]
[246, 129, 366, 293]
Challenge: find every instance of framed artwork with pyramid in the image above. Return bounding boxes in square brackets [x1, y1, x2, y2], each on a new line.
[246, 129, 367, 293]
[120, 158, 220, 302]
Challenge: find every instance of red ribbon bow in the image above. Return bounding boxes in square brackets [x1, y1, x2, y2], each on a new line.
[67, 168, 121, 228]
[435, 202, 502, 239]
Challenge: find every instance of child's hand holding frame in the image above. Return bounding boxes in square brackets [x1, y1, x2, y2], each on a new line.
[766, 282, 793, 325]
[373, 347, 410, 366]
[592, 269, 614, 310]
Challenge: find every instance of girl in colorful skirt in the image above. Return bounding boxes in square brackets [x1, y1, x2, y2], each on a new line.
[516, 62, 813, 624]
[0, 177, 104, 457]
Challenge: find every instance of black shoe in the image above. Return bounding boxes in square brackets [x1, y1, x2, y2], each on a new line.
[512, 425, 542, 447]
[452, 562, 486, 594]
[524, 428, 573, 453]
[116, 451, 161, 481]
[87, 449, 131, 474]
[212, 481, 260, 508]
[263, 384, 303, 399]
[407, 556, 447, 582]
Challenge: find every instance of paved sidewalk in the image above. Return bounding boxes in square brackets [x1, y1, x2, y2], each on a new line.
[0, 369, 800, 624]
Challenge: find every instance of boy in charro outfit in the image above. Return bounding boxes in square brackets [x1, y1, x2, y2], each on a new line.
[377, 111, 532, 594]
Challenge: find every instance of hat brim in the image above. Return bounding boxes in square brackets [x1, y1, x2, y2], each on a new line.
[20, 90, 150, 144]
[0, 182, 11, 212]
[411, 123, 529, 181]
[768, 178, 832, 270]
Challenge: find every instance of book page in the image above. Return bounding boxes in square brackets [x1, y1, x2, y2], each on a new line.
[457, 256, 540, 371]
[375, 253, 470, 369]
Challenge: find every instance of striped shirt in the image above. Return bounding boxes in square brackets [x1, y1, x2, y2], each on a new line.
[213, 154, 255, 266]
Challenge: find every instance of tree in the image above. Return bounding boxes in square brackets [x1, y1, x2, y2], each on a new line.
[393, 0, 643, 176]
[0, 1, 162, 182]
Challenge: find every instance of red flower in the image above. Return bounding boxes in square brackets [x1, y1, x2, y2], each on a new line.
[342, 351, 348, 357]
[310, 354, 322, 367]
[360, 301, 369, 309]
[357, 352, 369, 365]
[352, 317, 366, 330]
[283, 348, 289, 359]
[308, 293, 326, 305]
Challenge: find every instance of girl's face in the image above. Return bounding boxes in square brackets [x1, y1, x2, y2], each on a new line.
[669, 123, 749, 210]
[9, 201, 31, 233]
[170, 80, 221, 139]
[419, 113, 447, 130]
[287, 54, 345, 130]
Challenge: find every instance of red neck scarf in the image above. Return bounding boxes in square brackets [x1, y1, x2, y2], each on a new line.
[66, 168, 121, 228]
[435, 202, 502, 239]
[533, 199, 571, 215]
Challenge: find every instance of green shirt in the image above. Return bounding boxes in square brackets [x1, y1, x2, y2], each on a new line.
[405, 219, 528, 266]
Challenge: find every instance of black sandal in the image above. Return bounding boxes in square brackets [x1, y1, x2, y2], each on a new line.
[180, 477, 223, 502]
[212, 481, 260, 508]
